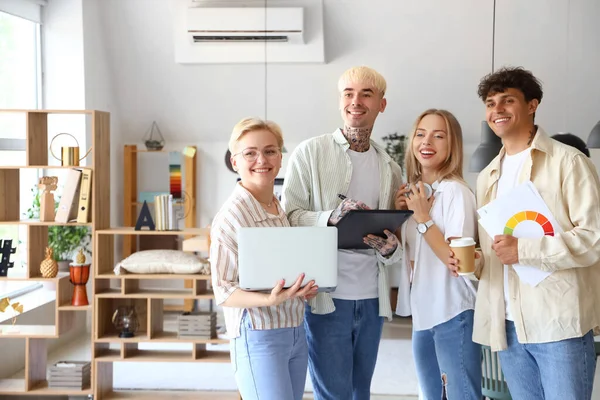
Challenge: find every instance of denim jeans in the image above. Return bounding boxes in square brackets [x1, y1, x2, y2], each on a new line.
[499, 320, 596, 400]
[304, 298, 384, 400]
[412, 309, 481, 400]
[230, 313, 308, 400]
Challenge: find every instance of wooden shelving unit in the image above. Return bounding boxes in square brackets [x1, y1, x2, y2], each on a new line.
[93, 227, 228, 399]
[0, 109, 110, 397]
[123, 144, 198, 312]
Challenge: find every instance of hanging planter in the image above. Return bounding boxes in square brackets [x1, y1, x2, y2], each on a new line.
[143, 121, 166, 151]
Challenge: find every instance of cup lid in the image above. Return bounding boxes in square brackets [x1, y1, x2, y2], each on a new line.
[450, 237, 476, 247]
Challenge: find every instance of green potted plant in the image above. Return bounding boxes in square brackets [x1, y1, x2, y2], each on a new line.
[25, 187, 91, 271]
[381, 132, 408, 167]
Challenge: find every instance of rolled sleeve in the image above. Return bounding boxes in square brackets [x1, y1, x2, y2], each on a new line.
[209, 236, 240, 306]
[442, 182, 477, 241]
[377, 242, 402, 265]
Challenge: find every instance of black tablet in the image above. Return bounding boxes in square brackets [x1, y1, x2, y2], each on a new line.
[336, 210, 414, 250]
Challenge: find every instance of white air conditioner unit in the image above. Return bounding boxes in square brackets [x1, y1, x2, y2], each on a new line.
[186, 7, 304, 45]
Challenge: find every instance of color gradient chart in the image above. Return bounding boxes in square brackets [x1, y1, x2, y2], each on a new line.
[169, 151, 182, 199]
[504, 211, 555, 236]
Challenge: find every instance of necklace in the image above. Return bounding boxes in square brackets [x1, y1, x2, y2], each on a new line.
[259, 199, 273, 208]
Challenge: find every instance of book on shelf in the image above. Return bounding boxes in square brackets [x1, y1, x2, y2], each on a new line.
[55, 168, 94, 224]
[153, 194, 178, 231]
[76, 169, 92, 223]
[55, 169, 82, 223]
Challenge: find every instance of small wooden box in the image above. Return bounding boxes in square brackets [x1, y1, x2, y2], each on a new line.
[48, 361, 91, 389]
[177, 311, 216, 339]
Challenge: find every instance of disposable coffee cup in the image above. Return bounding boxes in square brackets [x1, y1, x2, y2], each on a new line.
[449, 237, 476, 275]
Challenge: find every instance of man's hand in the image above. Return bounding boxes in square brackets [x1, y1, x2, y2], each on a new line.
[492, 235, 519, 265]
[364, 229, 399, 257]
[267, 274, 318, 306]
[394, 183, 410, 210]
[328, 198, 370, 226]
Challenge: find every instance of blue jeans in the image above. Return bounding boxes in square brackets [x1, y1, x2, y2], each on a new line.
[412, 309, 481, 400]
[499, 320, 596, 400]
[305, 298, 384, 400]
[230, 313, 308, 400]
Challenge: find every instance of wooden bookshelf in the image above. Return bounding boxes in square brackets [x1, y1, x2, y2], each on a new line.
[92, 227, 230, 399]
[0, 109, 110, 397]
[122, 145, 198, 313]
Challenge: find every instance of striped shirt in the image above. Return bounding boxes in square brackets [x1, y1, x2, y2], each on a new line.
[209, 183, 305, 338]
[281, 128, 404, 320]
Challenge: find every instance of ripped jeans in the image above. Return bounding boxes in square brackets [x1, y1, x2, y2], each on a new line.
[412, 310, 481, 400]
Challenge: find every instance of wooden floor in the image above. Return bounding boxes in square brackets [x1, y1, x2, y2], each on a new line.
[105, 392, 240, 400]
[105, 392, 415, 400]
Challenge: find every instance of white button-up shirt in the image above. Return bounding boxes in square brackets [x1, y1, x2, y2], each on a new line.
[396, 180, 478, 330]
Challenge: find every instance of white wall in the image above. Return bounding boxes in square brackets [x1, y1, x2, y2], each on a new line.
[93, 0, 600, 228]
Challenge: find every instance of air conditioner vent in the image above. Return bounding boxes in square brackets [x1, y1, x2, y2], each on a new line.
[193, 35, 289, 42]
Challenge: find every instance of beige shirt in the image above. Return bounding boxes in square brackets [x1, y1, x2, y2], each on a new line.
[474, 127, 600, 351]
[209, 183, 305, 339]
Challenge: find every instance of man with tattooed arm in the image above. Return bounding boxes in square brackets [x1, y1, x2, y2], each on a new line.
[282, 66, 403, 400]
[465, 66, 600, 399]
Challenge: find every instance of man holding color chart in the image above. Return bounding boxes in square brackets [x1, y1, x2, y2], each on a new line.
[467, 66, 600, 399]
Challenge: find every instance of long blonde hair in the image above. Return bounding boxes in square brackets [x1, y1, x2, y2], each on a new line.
[404, 109, 467, 185]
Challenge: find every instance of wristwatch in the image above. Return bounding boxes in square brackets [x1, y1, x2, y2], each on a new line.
[416, 220, 434, 234]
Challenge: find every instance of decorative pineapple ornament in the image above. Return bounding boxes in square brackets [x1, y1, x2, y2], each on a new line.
[40, 247, 58, 278]
[75, 249, 86, 265]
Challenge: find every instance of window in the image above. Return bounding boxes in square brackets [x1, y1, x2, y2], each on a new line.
[0, 9, 43, 278]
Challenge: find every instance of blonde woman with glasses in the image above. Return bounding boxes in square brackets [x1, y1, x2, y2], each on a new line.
[395, 109, 481, 399]
[210, 117, 318, 400]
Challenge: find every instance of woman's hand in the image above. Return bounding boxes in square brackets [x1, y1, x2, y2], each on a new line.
[394, 183, 410, 210]
[267, 273, 318, 306]
[447, 249, 481, 278]
[405, 181, 434, 223]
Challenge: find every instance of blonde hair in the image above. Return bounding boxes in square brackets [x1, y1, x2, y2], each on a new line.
[405, 109, 467, 185]
[337, 66, 387, 96]
[228, 117, 284, 153]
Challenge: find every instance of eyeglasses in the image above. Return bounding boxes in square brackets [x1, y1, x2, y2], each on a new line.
[233, 147, 281, 162]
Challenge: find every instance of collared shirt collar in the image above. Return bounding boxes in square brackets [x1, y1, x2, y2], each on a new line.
[234, 182, 282, 223]
[331, 128, 393, 164]
[484, 126, 552, 179]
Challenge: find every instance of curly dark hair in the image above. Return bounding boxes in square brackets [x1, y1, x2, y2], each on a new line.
[477, 67, 543, 103]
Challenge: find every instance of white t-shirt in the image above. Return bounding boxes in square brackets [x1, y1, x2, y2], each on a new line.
[332, 146, 380, 300]
[496, 147, 532, 321]
[395, 180, 478, 331]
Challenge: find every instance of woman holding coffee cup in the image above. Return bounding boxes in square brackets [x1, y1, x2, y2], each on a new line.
[394, 109, 481, 400]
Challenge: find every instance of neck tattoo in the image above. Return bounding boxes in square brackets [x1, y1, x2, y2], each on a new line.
[343, 125, 372, 152]
[527, 126, 537, 146]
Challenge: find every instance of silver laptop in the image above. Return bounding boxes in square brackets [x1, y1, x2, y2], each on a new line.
[238, 226, 338, 292]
